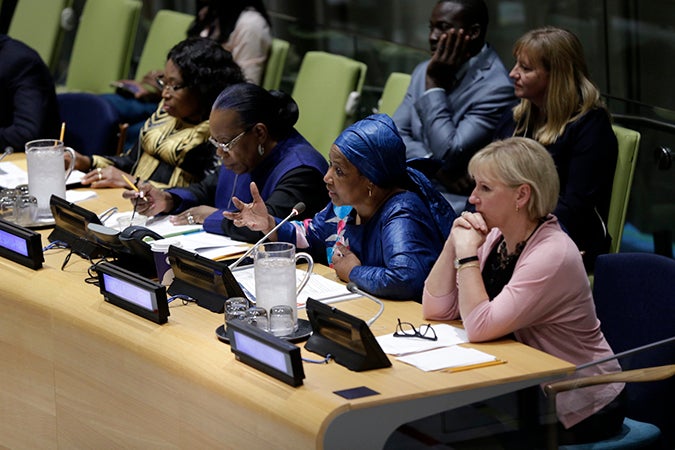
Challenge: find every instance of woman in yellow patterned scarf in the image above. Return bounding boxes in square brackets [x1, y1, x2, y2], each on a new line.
[71, 37, 245, 189]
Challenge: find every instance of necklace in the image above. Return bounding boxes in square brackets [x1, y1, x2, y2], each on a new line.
[493, 221, 541, 271]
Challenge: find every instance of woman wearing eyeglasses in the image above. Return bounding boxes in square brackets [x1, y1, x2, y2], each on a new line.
[126, 82, 328, 243]
[224, 114, 456, 300]
[70, 38, 245, 189]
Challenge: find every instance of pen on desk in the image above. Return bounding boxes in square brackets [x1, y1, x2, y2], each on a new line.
[445, 359, 506, 373]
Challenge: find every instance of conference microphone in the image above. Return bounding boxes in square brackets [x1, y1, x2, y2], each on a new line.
[346, 282, 384, 326]
[229, 202, 306, 271]
[0, 146, 14, 162]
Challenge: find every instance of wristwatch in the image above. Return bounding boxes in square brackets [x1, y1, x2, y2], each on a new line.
[454, 255, 479, 269]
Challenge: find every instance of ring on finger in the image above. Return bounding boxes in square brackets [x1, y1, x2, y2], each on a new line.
[98, 173, 102, 181]
[187, 213, 195, 225]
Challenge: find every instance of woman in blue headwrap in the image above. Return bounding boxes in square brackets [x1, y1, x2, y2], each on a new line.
[225, 114, 456, 300]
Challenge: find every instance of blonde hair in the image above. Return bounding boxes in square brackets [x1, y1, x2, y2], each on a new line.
[511, 26, 606, 145]
[469, 137, 559, 219]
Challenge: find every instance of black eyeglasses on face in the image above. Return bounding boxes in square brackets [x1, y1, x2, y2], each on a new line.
[393, 318, 438, 341]
[156, 76, 187, 92]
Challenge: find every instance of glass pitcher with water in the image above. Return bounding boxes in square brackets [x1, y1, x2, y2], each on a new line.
[254, 242, 314, 336]
[25, 139, 76, 221]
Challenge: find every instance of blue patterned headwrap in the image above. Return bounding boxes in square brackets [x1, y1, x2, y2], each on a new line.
[333, 114, 406, 188]
[333, 113, 456, 238]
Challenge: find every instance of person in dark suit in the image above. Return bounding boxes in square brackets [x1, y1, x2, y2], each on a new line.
[393, 0, 516, 211]
[0, 34, 61, 151]
[493, 26, 618, 270]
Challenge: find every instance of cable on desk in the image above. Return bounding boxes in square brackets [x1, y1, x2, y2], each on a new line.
[43, 240, 68, 251]
[168, 294, 195, 306]
[85, 258, 113, 286]
[302, 354, 333, 364]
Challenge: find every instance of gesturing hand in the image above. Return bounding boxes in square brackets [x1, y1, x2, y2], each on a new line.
[222, 182, 275, 232]
[426, 28, 471, 91]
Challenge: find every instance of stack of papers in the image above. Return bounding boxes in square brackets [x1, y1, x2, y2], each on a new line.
[397, 346, 499, 372]
[150, 230, 249, 260]
[376, 324, 501, 372]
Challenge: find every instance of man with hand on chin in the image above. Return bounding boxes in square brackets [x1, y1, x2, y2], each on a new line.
[393, 0, 515, 211]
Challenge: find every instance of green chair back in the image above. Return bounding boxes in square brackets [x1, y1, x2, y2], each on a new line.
[261, 38, 289, 91]
[64, 0, 141, 93]
[291, 51, 367, 159]
[608, 124, 641, 253]
[8, 0, 72, 70]
[134, 9, 193, 81]
[378, 72, 411, 117]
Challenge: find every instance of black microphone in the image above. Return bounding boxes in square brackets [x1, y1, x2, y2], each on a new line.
[346, 282, 384, 326]
[229, 202, 306, 271]
[0, 146, 14, 162]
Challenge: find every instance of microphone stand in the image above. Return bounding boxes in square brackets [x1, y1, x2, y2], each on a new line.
[346, 282, 385, 326]
[229, 202, 305, 271]
[0, 147, 14, 163]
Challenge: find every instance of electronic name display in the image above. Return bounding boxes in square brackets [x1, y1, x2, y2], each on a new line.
[95, 261, 169, 324]
[0, 218, 44, 269]
[48, 195, 104, 258]
[168, 245, 247, 313]
[227, 319, 305, 387]
[305, 298, 391, 372]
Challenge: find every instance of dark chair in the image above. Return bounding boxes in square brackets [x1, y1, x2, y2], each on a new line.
[545, 252, 675, 449]
[57, 93, 125, 157]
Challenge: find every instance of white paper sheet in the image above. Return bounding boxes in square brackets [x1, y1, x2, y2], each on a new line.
[103, 212, 203, 237]
[150, 231, 249, 260]
[0, 162, 85, 189]
[376, 324, 469, 356]
[396, 345, 497, 372]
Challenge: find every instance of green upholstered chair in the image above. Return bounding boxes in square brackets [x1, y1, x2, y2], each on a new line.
[608, 125, 641, 253]
[133, 9, 193, 82]
[261, 38, 289, 91]
[377, 72, 411, 117]
[291, 51, 367, 159]
[8, 0, 72, 70]
[62, 0, 141, 94]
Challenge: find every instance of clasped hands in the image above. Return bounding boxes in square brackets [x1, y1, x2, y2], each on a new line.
[449, 211, 488, 257]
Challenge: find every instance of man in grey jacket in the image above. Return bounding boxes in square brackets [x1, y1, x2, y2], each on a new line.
[393, 0, 515, 209]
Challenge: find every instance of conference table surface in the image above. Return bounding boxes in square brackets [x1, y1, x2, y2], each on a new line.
[1, 156, 574, 449]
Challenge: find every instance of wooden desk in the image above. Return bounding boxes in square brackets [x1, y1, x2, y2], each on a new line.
[0, 164, 574, 449]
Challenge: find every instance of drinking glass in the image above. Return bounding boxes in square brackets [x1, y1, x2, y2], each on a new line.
[269, 304, 295, 337]
[245, 306, 268, 332]
[224, 297, 249, 327]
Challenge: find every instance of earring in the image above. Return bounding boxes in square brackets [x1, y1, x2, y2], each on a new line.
[368, 186, 373, 198]
[258, 144, 264, 156]
[515, 204, 520, 213]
